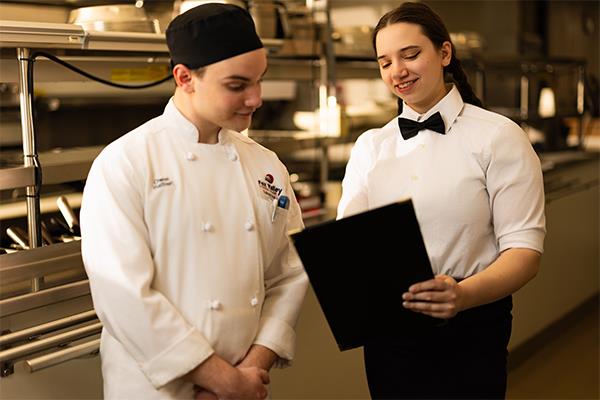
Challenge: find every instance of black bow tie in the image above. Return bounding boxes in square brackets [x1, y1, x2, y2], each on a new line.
[397, 112, 445, 140]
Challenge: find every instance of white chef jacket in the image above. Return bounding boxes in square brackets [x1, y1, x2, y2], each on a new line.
[338, 85, 545, 278]
[80, 98, 308, 399]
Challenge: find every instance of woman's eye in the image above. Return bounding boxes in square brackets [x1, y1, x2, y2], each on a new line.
[379, 62, 391, 69]
[404, 52, 420, 60]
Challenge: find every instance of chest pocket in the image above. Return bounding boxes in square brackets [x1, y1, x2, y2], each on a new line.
[255, 196, 289, 268]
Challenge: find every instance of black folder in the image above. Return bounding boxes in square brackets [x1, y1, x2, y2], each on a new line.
[291, 199, 439, 351]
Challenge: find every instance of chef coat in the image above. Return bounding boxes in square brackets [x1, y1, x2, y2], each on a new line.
[338, 85, 545, 278]
[80, 98, 308, 399]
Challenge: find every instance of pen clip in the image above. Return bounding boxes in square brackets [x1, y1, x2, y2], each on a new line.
[271, 197, 278, 223]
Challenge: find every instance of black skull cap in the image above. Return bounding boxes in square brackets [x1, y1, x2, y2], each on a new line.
[166, 3, 263, 69]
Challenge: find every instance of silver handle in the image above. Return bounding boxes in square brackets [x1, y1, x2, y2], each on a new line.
[0, 321, 102, 363]
[6, 226, 29, 249]
[56, 195, 80, 234]
[25, 338, 100, 373]
[0, 310, 97, 347]
[0, 280, 90, 318]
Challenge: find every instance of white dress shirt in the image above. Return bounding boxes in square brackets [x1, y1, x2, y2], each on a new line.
[338, 85, 545, 278]
[81, 99, 308, 399]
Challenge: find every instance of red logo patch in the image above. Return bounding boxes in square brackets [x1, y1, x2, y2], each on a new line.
[265, 174, 274, 184]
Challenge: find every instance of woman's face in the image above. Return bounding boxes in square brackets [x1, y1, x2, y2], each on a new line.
[376, 22, 451, 114]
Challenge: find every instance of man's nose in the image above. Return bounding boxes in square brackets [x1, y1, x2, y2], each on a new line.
[245, 84, 262, 108]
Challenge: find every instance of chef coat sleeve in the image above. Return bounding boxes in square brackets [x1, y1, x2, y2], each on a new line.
[337, 131, 374, 219]
[253, 177, 308, 368]
[80, 146, 214, 388]
[486, 121, 546, 253]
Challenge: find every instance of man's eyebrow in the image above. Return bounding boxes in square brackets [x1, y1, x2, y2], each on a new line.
[223, 67, 268, 81]
[224, 75, 251, 81]
[376, 45, 421, 60]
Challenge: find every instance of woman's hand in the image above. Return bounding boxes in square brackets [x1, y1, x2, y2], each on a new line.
[402, 275, 464, 319]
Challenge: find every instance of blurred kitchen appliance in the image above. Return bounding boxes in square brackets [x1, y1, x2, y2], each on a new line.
[178, 0, 290, 39]
[179, 0, 246, 14]
[68, 4, 161, 33]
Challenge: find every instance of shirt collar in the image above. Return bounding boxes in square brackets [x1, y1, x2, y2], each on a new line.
[399, 84, 464, 134]
[163, 98, 229, 145]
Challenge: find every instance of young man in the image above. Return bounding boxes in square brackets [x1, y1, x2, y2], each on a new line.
[80, 4, 308, 399]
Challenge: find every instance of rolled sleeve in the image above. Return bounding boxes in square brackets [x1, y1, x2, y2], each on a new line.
[486, 122, 546, 254]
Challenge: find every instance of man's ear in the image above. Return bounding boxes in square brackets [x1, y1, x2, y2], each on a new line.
[173, 64, 194, 92]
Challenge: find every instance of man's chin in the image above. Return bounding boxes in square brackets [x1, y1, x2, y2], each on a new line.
[224, 121, 251, 133]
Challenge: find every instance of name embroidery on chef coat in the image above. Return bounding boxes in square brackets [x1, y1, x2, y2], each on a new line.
[152, 177, 173, 189]
[257, 173, 282, 200]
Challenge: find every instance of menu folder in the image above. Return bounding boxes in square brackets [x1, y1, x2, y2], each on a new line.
[290, 199, 440, 351]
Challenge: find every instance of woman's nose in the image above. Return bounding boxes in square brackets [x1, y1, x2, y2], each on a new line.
[391, 61, 409, 78]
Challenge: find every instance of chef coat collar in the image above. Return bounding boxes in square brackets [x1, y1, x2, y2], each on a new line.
[163, 98, 229, 145]
[399, 84, 464, 135]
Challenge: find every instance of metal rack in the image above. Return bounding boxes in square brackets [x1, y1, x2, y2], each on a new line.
[0, 1, 339, 375]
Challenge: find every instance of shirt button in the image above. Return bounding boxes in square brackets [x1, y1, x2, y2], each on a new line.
[420, 144, 426, 149]
[228, 153, 238, 162]
[186, 152, 196, 161]
[203, 222, 213, 232]
[411, 175, 419, 181]
[244, 221, 254, 231]
[209, 300, 221, 310]
[250, 297, 259, 307]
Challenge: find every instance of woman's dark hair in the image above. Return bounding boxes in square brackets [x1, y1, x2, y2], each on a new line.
[372, 2, 483, 111]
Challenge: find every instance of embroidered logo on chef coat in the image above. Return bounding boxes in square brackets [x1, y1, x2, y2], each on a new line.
[257, 174, 282, 200]
[152, 177, 173, 189]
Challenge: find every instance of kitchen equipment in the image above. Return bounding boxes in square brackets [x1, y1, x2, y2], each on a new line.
[179, 0, 246, 14]
[69, 4, 161, 33]
[56, 196, 81, 237]
[248, 0, 291, 39]
[6, 226, 29, 250]
[178, 0, 291, 39]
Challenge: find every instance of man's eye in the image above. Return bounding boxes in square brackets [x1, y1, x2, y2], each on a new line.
[226, 84, 245, 92]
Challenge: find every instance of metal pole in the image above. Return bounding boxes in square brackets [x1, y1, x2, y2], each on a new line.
[17, 48, 43, 292]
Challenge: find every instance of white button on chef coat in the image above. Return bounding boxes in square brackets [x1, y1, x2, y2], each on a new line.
[203, 222, 213, 232]
[244, 221, 254, 231]
[209, 300, 222, 310]
[228, 152, 238, 162]
[186, 152, 196, 161]
[250, 296, 259, 307]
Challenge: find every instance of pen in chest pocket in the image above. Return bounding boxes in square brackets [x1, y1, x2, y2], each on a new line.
[271, 195, 290, 223]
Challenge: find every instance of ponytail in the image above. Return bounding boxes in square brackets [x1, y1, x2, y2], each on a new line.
[446, 54, 484, 108]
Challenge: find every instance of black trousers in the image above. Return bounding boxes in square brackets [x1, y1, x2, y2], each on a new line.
[364, 296, 513, 400]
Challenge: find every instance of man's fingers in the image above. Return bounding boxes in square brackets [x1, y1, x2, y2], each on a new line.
[258, 368, 270, 384]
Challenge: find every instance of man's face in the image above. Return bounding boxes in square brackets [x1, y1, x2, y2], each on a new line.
[190, 48, 267, 133]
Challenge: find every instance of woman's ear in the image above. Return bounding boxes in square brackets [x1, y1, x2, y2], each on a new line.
[173, 64, 194, 92]
[440, 41, 452, 67]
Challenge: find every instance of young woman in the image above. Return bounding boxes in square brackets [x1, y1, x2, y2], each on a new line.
[337, 2, 546, 399]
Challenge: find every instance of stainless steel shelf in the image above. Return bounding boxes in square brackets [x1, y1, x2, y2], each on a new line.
[0, 20, 284, 53]
[38, 146, 103, 184]
[0, 241, 83, 285]
[0, 166, 36, 191]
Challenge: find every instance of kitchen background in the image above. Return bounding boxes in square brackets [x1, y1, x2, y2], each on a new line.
[0, 0, 598, 398]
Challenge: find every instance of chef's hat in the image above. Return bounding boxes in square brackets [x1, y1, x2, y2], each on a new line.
[166, 3, 263, 69]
